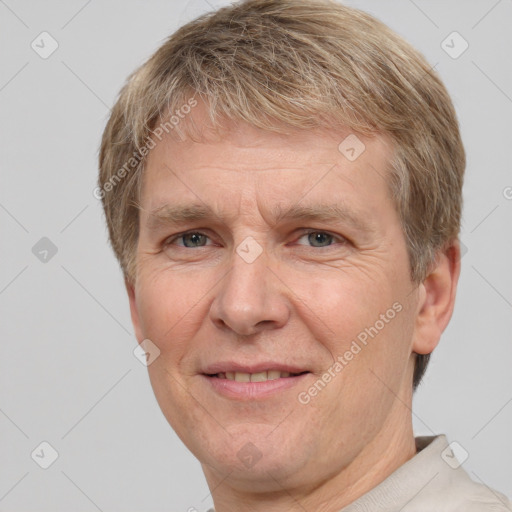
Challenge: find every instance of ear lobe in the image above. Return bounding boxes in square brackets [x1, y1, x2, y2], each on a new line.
[412, 240, 461, 355]
[125, 278, 144, 343]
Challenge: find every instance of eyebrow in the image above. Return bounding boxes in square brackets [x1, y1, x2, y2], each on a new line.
[273, 203, 375, 233]
[145, 202, 376, 234]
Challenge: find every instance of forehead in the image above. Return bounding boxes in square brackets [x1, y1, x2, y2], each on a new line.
[140, 105, 396, 229]
[144, 99, 393, 175]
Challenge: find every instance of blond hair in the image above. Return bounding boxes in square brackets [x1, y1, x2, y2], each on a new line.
[98, 0, 465, 389]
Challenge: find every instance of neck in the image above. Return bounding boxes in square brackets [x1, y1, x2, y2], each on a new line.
[204, 394, 417, 512]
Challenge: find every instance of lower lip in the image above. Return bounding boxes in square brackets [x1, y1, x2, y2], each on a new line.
[202, 373, 310, 400]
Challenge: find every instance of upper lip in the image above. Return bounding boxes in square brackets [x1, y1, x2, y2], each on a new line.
[202, 361, 310, 375]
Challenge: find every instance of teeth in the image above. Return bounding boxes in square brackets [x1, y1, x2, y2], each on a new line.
[235, 372, 250, 382]
[250, 371, 268, 382]
[219, 371, 298, 381]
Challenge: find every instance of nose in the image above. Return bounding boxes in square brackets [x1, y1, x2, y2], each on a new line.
[209, 244, 290, 336]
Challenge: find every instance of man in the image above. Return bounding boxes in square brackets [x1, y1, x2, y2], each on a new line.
[97, 0, 512, 510]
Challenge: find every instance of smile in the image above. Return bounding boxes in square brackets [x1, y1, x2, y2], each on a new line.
[202, 371, 310, 400]
[210, 370, 306, 382]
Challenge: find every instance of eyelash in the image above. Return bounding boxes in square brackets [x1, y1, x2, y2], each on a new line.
[163, 229, 348, 249]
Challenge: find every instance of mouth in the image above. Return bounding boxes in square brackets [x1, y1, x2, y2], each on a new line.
[201, 366, 311, 400]
[206, 370, 309, 382]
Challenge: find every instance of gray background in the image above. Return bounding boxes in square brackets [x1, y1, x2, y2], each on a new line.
[1, 0, 511, 510]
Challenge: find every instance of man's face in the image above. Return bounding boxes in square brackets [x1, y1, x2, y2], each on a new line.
[128, 108, 423, 492]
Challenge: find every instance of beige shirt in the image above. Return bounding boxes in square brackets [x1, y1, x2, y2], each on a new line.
[341, 435, 512, 511]
[207, 435, 512, 511]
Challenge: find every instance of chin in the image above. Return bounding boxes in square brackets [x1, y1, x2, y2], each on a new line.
[200, 448, 308, 493]
[193, 426, 309, 484]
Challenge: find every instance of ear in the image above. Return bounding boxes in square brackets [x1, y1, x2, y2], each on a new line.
[412, 239, 462, 355]
[125, 278, 144, 343]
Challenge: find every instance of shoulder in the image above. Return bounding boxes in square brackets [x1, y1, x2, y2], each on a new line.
[450, 484, 512, 512]
[358, 435, 512, 512]
[415, 436, 512, 511]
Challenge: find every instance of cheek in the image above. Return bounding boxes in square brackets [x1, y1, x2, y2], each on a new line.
[329, 301, 414, 429]
[135, 272, 208, 358]
[301, 271, 412, 396]
[292, 266, 394, 342]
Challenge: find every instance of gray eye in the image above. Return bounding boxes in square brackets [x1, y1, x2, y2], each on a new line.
[181, 233, 209, 247]
[306, 232, 334, 247]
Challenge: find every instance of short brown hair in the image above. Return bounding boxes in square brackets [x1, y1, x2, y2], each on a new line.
[98, 0, 466, 390]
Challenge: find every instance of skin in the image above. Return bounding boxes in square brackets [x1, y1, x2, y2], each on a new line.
[126, 102, 461, 512]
